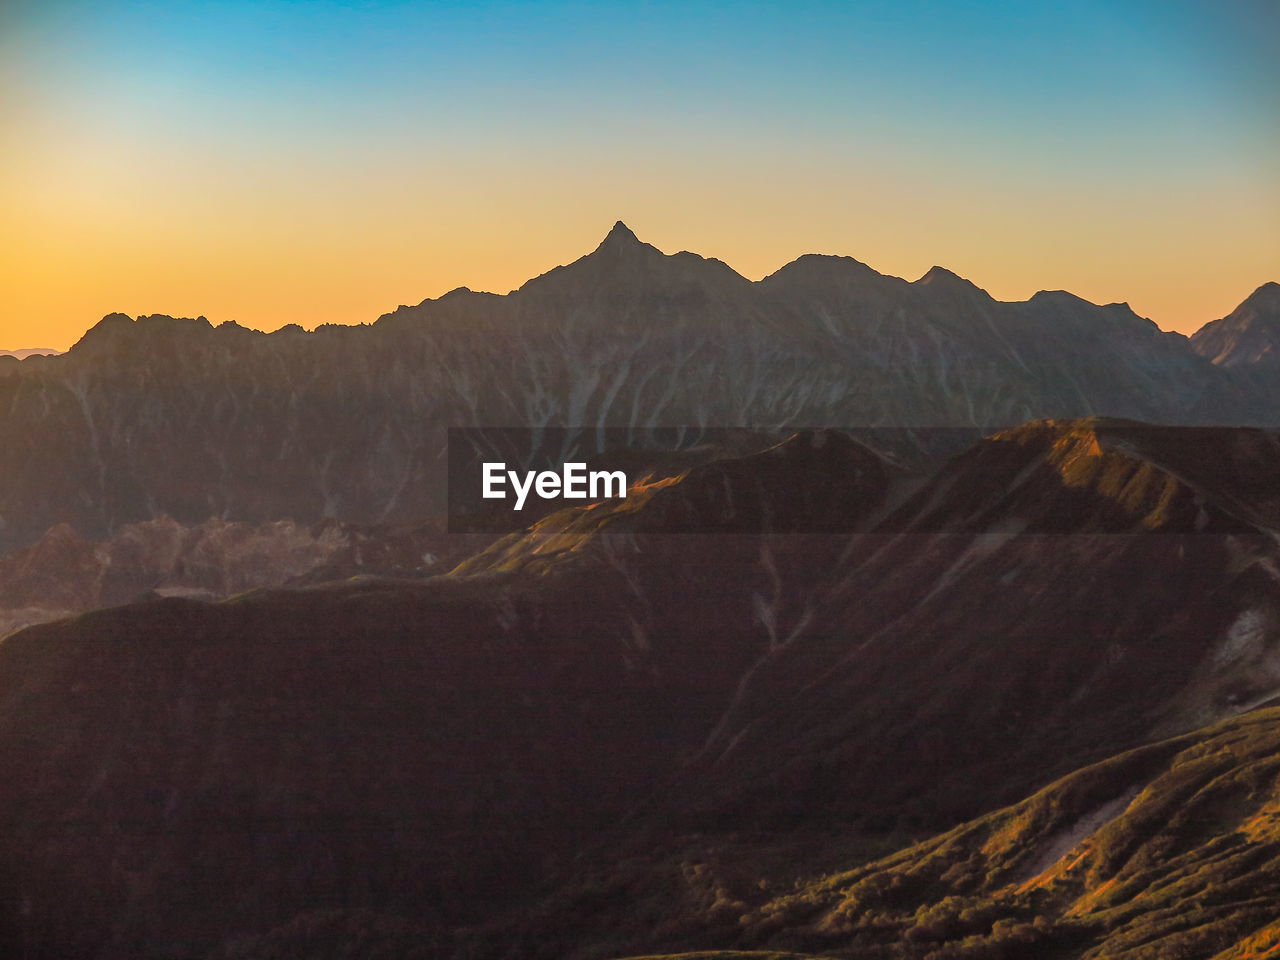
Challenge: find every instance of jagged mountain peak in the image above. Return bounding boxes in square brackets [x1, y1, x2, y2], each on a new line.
[918, 264, 961, 282]
[1189, 279, 1280, 366]
[597, 219, 642, 250]
[773, 252, 877, 271]
[914, 264, 992, 300]
[72, 313, 213, 343]
[1233, 279, 1280, 324]
[67, 312, 139, 355]
[516, 221, 749, 297]
[582, 219, 665, 263]
[78, 310, 134, 336]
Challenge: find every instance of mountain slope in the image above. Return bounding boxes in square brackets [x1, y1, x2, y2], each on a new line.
[1191, 282, 1280, 367]
[0, 572, 770, 958]
[453, 419, 1280, 960]
[0, 514, 485, 638]
[4, 421, 1280, 959]
[670, 420, 1280, 837]
[0, 226, 1271, 554]
[0, 431, 884, 958]
[733, 705, 1280, 960]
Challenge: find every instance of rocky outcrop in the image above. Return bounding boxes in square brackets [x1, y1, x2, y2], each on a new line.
[1191, 281, 1280, 367]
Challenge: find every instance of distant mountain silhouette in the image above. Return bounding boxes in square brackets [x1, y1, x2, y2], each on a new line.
[0, 224, 1274, 555]
[0, 347, 61, 359]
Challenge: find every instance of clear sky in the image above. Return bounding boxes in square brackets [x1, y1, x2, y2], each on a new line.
[2, 0, 1277, 348]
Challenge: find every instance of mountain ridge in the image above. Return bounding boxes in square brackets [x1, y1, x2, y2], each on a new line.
[41, 224, 1268, 341]
[4, 420, 1279, 958]
[1191, 281, 1280, 367]
[0, 224, 1273, 558]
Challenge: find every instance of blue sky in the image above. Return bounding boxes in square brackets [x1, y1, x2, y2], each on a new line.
[2, 0, 1277, 345]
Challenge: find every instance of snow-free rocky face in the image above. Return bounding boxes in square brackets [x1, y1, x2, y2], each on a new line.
[0, 224, 1275, 554]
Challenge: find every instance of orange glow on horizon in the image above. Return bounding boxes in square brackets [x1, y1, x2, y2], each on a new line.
[3, 203, 1274, 352]
[3, 0, 1276, 351]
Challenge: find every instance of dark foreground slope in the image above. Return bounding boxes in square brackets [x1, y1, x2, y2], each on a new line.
[562, 706, 1280, 959]
[0, 515, 487, 639]
[663, 420, 1280, 835]
[0, 432, 895, 959]
[470, 419, 1280, 837]
[0, 577, 755, 958]
[456, 420, 1280, 960]
[2, 422, 1279, 959]
[732, 705, 1280, 960]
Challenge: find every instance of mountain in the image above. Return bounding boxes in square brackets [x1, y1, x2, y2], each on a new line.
[0, 515, 487, 638]
[0, 348, 61, 360]
[1191, 282, 1280, 367]
[731, 705, 1280, 959]
[4, 420, 1280, 959]
[2, 224, 1278, 958]
[490, 707, 1280, 960]
[459, 418, 1280, 958]
[0, 225, 1272, 554]
[655, 420, 1280, 834]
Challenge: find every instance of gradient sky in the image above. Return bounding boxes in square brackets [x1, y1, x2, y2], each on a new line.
[2, 0, 1277, 349]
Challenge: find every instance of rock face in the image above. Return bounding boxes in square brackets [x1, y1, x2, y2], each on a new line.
[3, 420, 1280, 959]
[1191, 281, 1280, 367]
[0, 225, 1273, 553]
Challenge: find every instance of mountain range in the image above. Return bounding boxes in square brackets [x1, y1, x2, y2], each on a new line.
[2, 418, 1280, 958]
[0, 348, 62, 360]
[0, 223, 1276, 553]
[1, 226, 1279, 959]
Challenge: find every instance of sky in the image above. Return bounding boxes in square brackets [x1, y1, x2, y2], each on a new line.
[2, 0, 1277, 349]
